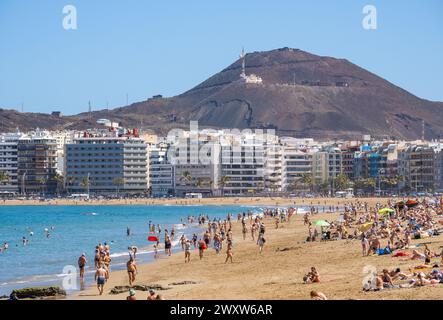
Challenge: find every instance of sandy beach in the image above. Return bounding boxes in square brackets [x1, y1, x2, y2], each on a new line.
[1, 196, 386, 208]
[67, 197, 443, 300]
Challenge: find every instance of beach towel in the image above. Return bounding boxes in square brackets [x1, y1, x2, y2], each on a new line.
[377, 248, 391, 255]
[392, 251, 408, 257]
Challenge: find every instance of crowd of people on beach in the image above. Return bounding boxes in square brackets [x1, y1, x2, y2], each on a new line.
[300, 197, 443, 296]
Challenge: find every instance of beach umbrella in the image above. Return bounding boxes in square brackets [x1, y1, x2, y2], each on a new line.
[359, 222, 373, 232]
[378, 208, 394, 215]
[314, 220, 330, 227]
[147, 236, 158, 242]
[406, 199, 419, 208]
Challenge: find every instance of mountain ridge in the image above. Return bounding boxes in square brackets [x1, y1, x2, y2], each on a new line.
[1, 47, 442, 140]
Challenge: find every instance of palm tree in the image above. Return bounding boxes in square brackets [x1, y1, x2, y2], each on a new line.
[54, 173, 64, 196]
[0, 171, 10, 186]
[335, 173, 351, 191]
[196, 178, 204, 189]
[301, 173, 314, 192]
[36, 177, 46, 195]
[180, 171, 192, 185]
[80, 176, 90, 196]
[287, 178, 301, 193]
[219, 175, 230, 197]
[113, 177, 125, 197]
[66, 176, 76, 194]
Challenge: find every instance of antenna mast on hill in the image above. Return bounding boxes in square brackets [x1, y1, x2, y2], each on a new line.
[88, 101, 92, 120]
[240, 47, 246, 78]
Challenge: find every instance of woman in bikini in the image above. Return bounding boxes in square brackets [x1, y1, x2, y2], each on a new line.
[225, 240, 233, 264]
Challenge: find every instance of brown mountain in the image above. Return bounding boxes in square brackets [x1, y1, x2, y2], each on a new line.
[1, 47, 443, 139]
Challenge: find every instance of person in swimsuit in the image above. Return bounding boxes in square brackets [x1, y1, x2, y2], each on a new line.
[95, 264, 109, 295]
[198, 239, 206, 260]
[258, 234, 266, 253]
[361, 233, 369, 256]
[78, 253, 87, 281]
[165, 235, 172, 256]
[127, 258, 137, 286]
[184, 240, 191, 263]
[242, 225, 247, 240]
[180, 234, 186, 250]
[225, 240, 233, 264]
[94, 249, 101, 268]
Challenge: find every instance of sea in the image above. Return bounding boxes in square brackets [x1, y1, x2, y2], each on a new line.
[0, 204, 312, 296]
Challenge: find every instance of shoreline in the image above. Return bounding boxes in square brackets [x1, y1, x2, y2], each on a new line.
[0, 196, 390, 207]
[4, 196, 441, 300]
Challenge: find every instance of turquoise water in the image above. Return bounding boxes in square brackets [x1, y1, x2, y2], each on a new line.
[0, 205, 268, 295]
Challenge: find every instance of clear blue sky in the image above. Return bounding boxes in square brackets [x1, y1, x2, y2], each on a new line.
[0, 0, 442, 115]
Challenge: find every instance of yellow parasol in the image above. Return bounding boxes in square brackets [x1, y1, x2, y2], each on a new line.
[359, 222, 374, 232]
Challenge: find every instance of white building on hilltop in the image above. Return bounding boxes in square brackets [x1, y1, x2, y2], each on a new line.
[239, 48, 263, 84]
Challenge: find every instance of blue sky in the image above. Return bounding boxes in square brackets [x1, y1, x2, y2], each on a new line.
[0, 0, 442, 115]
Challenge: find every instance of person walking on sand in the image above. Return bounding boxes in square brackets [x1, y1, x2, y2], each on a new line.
[198, 238, 206, 260]
[251, 223, 257, 241]
[180, 234, 186, 250]
[95, 264, 109, 295]
[127, 258, 137, 286]
[184, 239, 191, 263]
[361, 233, 369, 256]
[165, 234, 172, 256]
[225, 240, 233, 264]
[258, 234, 266, 253]
[78, 253, 87, 281]
[242, 224, 248, 240]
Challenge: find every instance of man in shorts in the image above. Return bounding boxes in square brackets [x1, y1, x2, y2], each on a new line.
[94, 264, 109, 295]
[78, 253, 87, 281]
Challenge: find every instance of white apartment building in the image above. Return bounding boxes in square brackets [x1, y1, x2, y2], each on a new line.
[220, 134, 265, 196]
[282, 146, 313, 192]
[149, 143, 175, 197]
[0, 132, 24, 193]
[65, 134, 148, 194]
[312, 147, 343, 185]
[172, 138, 221, 197]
